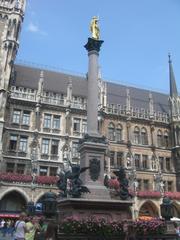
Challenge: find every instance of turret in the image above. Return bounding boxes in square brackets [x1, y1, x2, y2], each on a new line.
[168, 54, 180, 191]
[0, 0, 26, 168]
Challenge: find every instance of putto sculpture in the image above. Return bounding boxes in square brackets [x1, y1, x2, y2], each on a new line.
[57, 161, 90, 198]
[113, 167, 132, 200]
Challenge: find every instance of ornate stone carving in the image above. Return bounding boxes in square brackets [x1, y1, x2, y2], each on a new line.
[84, 38, 104, 53]
[89, 158, 100, 181]
[79, 134, 107, 145]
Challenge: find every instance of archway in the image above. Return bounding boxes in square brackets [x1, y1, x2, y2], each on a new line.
[138, 201, 159, 218]
[0, 191, 27, 213]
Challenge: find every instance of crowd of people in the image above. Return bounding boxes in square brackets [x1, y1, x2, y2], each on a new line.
[0, 212, 57, 240]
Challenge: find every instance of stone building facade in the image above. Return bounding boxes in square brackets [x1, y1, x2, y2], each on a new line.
[0, 0, 180, 219]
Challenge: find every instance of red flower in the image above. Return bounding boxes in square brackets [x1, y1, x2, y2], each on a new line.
[108, 178, 120, 190]
[137, 191, 161, 198]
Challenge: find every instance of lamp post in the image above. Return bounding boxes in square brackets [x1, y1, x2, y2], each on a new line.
[42, 192, 57, 219]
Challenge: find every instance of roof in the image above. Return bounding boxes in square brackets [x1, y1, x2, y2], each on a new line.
[13, 64, 169, 113]
[107, 82, 169, 113]
[13, 64, 88, 97]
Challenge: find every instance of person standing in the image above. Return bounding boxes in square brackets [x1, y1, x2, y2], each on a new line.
[45, 222, 57, 240]
[25, 217, 35, 240]
[14, 212, 27, 240]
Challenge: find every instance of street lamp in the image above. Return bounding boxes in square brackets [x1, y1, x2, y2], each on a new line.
[42, 192, 57, 218]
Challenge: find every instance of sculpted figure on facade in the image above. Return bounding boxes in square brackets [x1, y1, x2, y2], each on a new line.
[90, 16, 100, 40]
[0, 90, 6, 120]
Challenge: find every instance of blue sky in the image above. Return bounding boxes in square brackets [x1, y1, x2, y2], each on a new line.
[16, 0, 180, 93]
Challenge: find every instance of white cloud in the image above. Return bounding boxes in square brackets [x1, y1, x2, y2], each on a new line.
[26, 22, 47, 36]
[27, 22, 39, 33]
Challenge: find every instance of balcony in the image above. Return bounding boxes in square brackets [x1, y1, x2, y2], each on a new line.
[0, 173, 58, 186]
[10, 86, 36, 101]
[105, 104, 169, 123]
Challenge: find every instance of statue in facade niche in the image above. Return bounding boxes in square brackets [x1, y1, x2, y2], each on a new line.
[90, 16, 100, 40]
[113, 167, 132, 200]
[0, 90, 6, 119]
[57, 161, 90, 198]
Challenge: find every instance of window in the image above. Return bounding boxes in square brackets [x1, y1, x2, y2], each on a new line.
[51, 140, 59, 155]
[142, 155, 148, 169]
[39, 166, 48, 176]
[22, 111, 30, 125]
[134, 126, 140, 144]
[41, 139, 50, 155]
[44, 114, 51, 128]
[9, 135, 17, 150]
[17, 164, 25, 174]
[164, 131, 169, 148]
[108, 123, 115, 141]
[141, 127, 148, 145]
[117, 152, 123, 167]
[137, 179, 142, 191]
[53, 116, 60, 129]
[6, 163, 15, 173]
[82, 120, 87, 134]
[110, 151, 115, 167]
[19, 136, 28, 152]
[12, 110, 21, 124]
[73, 118, 80, 132]
[72, 142, 79, 158]
[116, 124, 122, 142]
[50, 167, 58, 176]
[159, 157, 164, 171]
[166, 158, 171, 171]
[143, 179, 149, 190]
[134, 154, 141, 169]
[157, 130, 163, 147]
[167, 181, 173, 191]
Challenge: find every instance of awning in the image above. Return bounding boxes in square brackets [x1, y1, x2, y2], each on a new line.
[0, 213, 19, 218]
[171, 217, 180, 221]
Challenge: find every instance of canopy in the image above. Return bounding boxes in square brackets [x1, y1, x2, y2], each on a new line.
[0, 213, 19, 218]
[171, 217, 180, 221]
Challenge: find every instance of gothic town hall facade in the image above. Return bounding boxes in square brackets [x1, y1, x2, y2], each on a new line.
[0, 0, 180, 219]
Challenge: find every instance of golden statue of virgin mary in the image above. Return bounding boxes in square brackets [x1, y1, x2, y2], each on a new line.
[90, 16, 100, 40]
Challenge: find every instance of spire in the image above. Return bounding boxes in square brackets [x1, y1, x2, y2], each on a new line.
[169, 53, 178, 98]
[149, 92, 154, 119]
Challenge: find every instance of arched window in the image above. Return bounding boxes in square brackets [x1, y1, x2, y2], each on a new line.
[164, 131, 169, 148]
[157, 130, 163, 147]
[116, 123, 122, 142]
[108, 122, 115, 141]
[141, 127, 148, 145]
[134, 126, 140, 144]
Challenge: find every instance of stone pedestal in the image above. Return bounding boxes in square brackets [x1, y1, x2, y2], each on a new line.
[79, 134, 110, 199]
[57, 198, 133, 222]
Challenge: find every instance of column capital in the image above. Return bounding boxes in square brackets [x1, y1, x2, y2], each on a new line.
[84, 37, 104, 53]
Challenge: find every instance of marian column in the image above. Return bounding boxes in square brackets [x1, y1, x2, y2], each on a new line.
[84, 16, 103, 136]
[79, 17, 110, 199]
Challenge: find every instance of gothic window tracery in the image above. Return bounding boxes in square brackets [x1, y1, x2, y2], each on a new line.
[157, 129, 163, 147]
[108, 122, 115, 141]
[134, 126, 140, 144]
[116, 123, 122, 142]
[141, 127, 148, 145]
